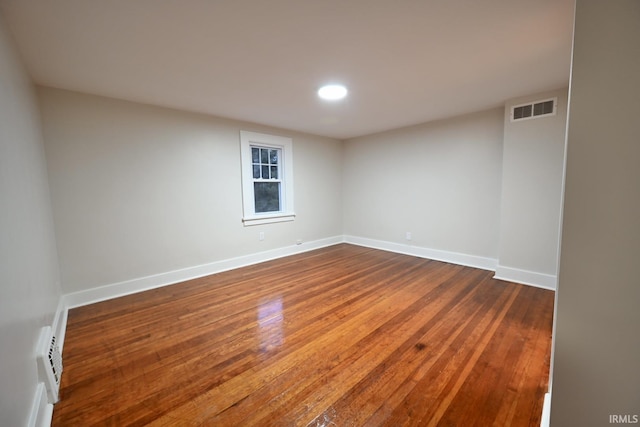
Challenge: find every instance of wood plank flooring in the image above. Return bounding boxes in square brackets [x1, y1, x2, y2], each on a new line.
[52, 244, 554, 426]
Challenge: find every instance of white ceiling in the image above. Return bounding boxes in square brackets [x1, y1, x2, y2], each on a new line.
[0, 0, 575, 139]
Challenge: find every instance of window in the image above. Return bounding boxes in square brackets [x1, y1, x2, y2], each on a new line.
[240, 131, 294, 226]
[511, 98, 557, 122]
[252, 146, 281, 213]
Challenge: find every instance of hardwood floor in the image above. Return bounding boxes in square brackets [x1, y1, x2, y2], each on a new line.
[53, 244, 554, 426]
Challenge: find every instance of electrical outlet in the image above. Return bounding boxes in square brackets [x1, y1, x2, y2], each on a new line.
[296, 239, 303, 245]
[405, 232, 412, 241]
[259, 232, 265, 241]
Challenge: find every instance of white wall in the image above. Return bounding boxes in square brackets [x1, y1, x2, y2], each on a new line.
[36, 83, 568, 305]
[0, 15, 62, 427]
[343, 108, 504, 265]
[343, 96, 568, 287]
[39, 87, 343, 295]
[496, 89, 568, 289]
[550, 1, 640, 425]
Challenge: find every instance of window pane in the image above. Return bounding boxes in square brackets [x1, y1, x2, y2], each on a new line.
[271, 166, 278, 179]
[262, 165, 270, 179]
[252, 147, 260, 163]
[254, 182, 280, 213]
[270, 150, 278, 164]
[261, 148, 269, 164]
[253, 165, 261, 179]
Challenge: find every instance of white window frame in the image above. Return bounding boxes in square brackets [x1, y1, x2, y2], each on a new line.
[240, 131, 295, 226]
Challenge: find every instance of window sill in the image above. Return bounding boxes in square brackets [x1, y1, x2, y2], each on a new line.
[242, 213, 296, 226]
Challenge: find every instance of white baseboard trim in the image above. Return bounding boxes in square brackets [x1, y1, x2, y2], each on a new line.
[27, 382, 53, 427]
[540, 392, 551, 427]
[64, 236, 343, 308]
[344, 235, 498, 271]
[51, 296, 68, 353]
[494, 265, 557, 291]
[62, 235, 556, 309]
[345, 235, 558, 290]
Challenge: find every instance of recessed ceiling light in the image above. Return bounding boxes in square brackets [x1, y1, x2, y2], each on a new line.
[318, 84, 348, 101]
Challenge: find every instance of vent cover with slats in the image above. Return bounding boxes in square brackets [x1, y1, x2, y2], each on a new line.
[511, 98, 557, 122]
[37, 326, 63, 404]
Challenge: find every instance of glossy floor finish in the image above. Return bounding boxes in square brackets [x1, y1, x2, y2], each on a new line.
[53, 244, 554, 426]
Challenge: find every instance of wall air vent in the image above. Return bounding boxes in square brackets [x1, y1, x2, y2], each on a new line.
[37, 326, 63, 404]
[511, 98, 557, 122]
